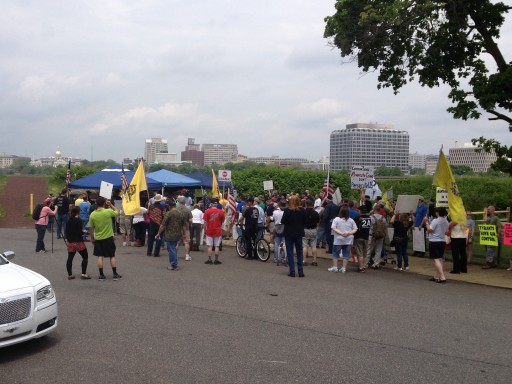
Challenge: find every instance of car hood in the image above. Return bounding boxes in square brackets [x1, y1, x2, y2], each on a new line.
[0, 263, 47, 293]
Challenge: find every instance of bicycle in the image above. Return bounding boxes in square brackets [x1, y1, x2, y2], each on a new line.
[235, 225, 271, 262]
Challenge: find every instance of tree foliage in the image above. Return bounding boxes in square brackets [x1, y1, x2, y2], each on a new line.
[374, 166, 403, 176]
[472, 137, 512, 175]
[324, 0, 512, 129]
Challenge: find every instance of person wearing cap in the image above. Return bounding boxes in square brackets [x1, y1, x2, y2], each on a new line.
[156, 200, 188, 271]
[35, 198, 58, 253]
[147, 194, 167, 257]
[203, 197, 225, 265]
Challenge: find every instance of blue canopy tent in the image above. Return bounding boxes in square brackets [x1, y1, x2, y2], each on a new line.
[185, 171, 234, 191]
[146, 170, 201, 193]
[69, 164, 161, 190]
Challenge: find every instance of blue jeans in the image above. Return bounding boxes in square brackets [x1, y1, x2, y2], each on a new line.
[395, 240, 409, 268]
[274, 235, 285, 262]
[147, 223, 162, 256]
[35, 224, 46, 251]
[166, 240, 178, 268]
[57, 214, 69, 238]
[285, 237, 304, 276]
[316, 226, 326, 246]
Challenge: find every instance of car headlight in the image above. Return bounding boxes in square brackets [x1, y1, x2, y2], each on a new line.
[37, 285, 55, 302]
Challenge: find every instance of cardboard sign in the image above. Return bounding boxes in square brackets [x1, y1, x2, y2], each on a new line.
[395, 195, 424, 215]
[99, 181, 113, 199]
[350, 166, 375, 189]
[263, 180, 273, 191]
[503, 223, 512, 246]
[412, 227, 426, 252]
[218, 169, 232, 183]
[478, 224, 498, 246]
[436, 187, 448, 207]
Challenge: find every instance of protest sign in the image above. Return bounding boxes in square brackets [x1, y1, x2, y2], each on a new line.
[436, 187, 448, 207]
[478, 224, 498, 246]
[503, 223, 512, 246]
[99, 181, 113, 199]
[350, 166, 375, 189]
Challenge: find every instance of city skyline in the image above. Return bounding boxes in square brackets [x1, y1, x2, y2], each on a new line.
[1, 1, 510, 162]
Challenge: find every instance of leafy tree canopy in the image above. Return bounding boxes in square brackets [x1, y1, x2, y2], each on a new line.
[324, 0, 512, 129]
[374, 166, 403, 176]
[472, 136, 512, 175]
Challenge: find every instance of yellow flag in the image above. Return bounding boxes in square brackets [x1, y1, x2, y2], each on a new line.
[211, 169, 219, 197]
[432, 149, 466, 226]
[122, 161, 148, 215]
[382, 188, 393, 211]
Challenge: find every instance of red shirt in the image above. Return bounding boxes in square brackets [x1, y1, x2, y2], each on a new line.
[203, 207, 225, 237]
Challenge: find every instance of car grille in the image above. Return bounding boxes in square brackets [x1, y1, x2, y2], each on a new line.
[0, 297, 32, 325]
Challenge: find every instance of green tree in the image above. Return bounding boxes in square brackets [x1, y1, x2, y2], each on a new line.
[374, 166, 403, 176]
[410, 167, 426, 175]
[471, 137, 512, 175]
[450, 165, 474, 176]
[324, 1, 512, 129]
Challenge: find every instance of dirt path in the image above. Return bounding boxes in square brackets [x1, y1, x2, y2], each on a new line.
[0, 176, 49, 228]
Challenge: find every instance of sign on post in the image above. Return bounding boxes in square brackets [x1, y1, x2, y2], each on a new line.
[263, 180, 273, 191]
[218, 170, 232, 183]
[478, 224, 499, 246]
[350, 166, 375, 189]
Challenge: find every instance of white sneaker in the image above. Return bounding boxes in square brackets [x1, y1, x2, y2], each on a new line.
[327, 266, 338, 273]
[185, 254, 192, 261]
[122, 242, 127, 247]
[394, 267, 402, 271]
[405, 267, 409, 271]
[340, 268, 346, 273]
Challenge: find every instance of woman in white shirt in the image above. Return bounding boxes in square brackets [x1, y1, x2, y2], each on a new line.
[190, 204, 204, 252]
[329, 206, 357, 274]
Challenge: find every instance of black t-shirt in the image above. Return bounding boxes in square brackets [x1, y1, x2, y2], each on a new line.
[54, 195, 70, 215]
[304, 208, 320, 229]
[243, 206, 259, 230]
[354, 213, 371, 240]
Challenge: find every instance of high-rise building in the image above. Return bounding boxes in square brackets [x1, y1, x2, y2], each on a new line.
[449, 143, 497, 173]
[409, 152, 426, 170]
[330, 123, 409, 173]
[144, 138, 168, 165]
[202, 143, 238, 165]
[181, 138, 205, 166]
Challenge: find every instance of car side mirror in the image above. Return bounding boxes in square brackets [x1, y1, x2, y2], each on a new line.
[2, 251, 15, 260]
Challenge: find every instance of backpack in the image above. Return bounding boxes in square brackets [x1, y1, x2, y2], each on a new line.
[372, 217, 387, 239]
[32, 204, 44, 220]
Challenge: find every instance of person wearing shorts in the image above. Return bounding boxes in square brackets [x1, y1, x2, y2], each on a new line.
[423, 207, 449, 283]
[329, 206, 357, 273]
[119, 210, 133, 246]
[203, 198, 225, 265]
[88, 196, 121, 281]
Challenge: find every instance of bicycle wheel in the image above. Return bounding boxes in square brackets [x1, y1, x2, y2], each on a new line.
[236, 236, 247, 258]
[256, 239, 271, 262]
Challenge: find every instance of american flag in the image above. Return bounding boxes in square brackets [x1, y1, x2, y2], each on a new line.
[65, 160, 71, 196]
[227, 188, 237, 222]
[321, 170, 334, 205]
[121, 165, 129, 195]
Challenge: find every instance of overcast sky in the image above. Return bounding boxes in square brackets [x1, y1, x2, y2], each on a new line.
[1, 1, 511, 163]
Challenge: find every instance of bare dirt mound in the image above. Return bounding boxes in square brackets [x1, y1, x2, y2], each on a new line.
[0, 176, 48, 228]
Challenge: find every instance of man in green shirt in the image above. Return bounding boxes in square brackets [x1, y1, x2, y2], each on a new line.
[89, 196, 121, 281]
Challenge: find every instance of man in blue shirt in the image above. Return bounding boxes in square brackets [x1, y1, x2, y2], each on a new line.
[413, 198, 428, 256]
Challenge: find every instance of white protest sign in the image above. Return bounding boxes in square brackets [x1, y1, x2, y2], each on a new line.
[436, 187, 448, 207]
[412, 227, 426, 252]
[218, 169, 232, 183]
[99, 181, 114, 199]
[350, 166, 375, 189]
[395, 195, 423, 214]
[263, 180, 274, 191]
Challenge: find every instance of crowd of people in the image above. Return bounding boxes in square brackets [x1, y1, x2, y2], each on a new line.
[33, 187, 509, 282]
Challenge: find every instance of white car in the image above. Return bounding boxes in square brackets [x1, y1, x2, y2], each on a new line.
[0, 250, 58, 348]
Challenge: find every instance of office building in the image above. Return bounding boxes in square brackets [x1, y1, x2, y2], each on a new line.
[202, 144, 238, 165]
[409, 152, 426, 170]
[330, 123, 409, 173]
[144, 138, 168, 165]
[449, 143, 497, 173]
[181, 138, 205, 166]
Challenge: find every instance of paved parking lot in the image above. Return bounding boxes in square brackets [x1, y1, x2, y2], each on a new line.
[1, 228, 512, 383]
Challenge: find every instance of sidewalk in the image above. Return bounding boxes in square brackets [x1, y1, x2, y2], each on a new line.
[223, 238, 512, 289]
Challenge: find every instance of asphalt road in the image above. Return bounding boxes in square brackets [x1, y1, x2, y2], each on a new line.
[1, 228, 511, 384]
